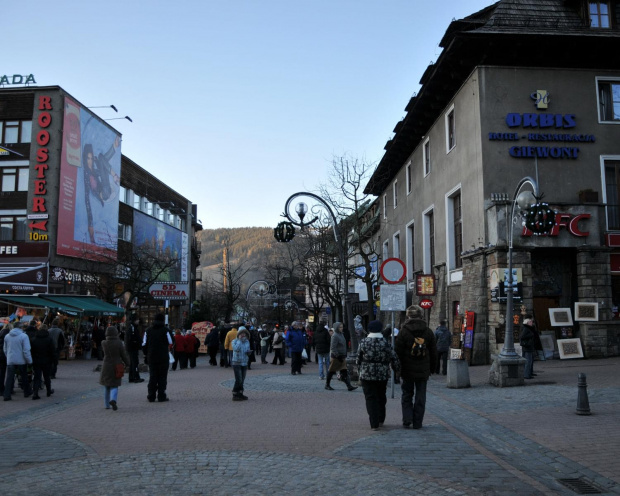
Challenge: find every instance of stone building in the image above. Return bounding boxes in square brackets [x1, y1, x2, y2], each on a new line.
[364, 0, 620, 362]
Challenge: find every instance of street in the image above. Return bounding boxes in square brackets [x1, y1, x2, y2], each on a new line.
[1, 355, 619, 495]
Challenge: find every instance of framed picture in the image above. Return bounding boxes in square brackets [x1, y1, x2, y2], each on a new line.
[549, 308, 573, 326]
[574, 302, 599, 322]
[557, 338, 584, 359]
[540, 334, 555, 359]
[450, 348, 462, 360]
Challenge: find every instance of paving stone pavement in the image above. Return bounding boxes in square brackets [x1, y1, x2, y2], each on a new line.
[0, 355, 619, 495]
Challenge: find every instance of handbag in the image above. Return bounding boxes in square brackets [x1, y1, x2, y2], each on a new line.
[169, 351, 175, 364]
[114, 363, 125, 379]
[301, 349, 308, 360]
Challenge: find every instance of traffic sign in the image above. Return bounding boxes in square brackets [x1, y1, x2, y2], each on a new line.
[419, 299, 434, 309]
[380, 258, 406, 284]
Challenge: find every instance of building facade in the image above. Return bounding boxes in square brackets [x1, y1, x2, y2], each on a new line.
[365, 0, 620, 362]
[0, 85, 201, 326]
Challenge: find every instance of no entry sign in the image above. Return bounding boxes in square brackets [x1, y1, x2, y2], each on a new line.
[380, 258, 406, 284]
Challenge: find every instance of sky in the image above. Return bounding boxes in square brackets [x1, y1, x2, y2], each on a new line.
[5, 0, 493, 229]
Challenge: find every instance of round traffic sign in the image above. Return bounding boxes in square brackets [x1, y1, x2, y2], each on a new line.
[419, 299, 434, 309]
[380, 258, 406, 284]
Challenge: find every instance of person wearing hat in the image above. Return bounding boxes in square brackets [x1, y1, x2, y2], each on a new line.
[99, 326, 129, 410]
[394, 305, 437, 429]
[231, 327, 251, 401]
[356, 320, 400, 430]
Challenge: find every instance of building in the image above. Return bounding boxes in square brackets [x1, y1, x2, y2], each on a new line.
[364, 0, 620, 361]
[0, 84, 201, 326]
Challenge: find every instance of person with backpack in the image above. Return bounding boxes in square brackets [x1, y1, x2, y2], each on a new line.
[395, 305, 437, 429]
[434, 320, 451, 376]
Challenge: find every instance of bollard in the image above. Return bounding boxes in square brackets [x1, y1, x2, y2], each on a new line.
[576, 372, 591, 416]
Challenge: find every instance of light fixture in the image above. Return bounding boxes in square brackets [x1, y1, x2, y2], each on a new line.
[105, 116, 133, 122]
[516, 190, 536, 212]
[295, 202, 308, 222]
[88, 105, 118, 112]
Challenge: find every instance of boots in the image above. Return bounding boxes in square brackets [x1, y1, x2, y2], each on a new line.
[342, 371, 358, 391]
[325, 372, 334, 390]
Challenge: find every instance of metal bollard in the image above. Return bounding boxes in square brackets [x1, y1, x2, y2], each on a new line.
[576, 372, 591, 415]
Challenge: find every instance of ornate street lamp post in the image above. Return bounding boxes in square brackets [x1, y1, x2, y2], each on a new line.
[278, 192, 357, 352]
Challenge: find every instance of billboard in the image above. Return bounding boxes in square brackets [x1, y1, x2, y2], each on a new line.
[57, 97, 121, 260]
[133, 210, 187, 282]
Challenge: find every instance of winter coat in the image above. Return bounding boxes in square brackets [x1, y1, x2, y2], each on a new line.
[0, 326, 11, 359]
[519, 324, 536, 352]
[285, 328, 306, 352]
[48, 326, 65, 353]
[205, 328, 219, 348]
[173, 333, 186, 353]
[434, 325, 451, 353]
[224, 329, 238, 351]
[272, 331, 284, 349]
[185, 333, 198, 354]
[395, 318, 437, 381]
[144, 321, 172, 364]
[329, 329, 347, 359]
[31, 329, 55, 366]
[3, 328, 32, 365]
[124, 323, 142, 353]
[99, 328, 129, 388]
[231, 337, 251, 366]
[314, 328, 331, 354]
[356, 333, 400, 381]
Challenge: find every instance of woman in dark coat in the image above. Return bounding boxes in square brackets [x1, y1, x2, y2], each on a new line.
[99, 326, 129, 410]
[31, 324, 55, 400]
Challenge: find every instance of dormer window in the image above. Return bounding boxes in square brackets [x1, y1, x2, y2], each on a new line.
[589, 2, 611, 28]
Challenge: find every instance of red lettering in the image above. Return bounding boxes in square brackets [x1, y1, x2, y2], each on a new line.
[34, 180, 47, 195]
[38, 111, 52, 128]
[37, 130, 50, 146]
[569, 214, 590, 237]
[38, 96, 52, 110]
[34, 163, 48, 178]
[550, 213, 572, 236]
[32, 198, 46, 212]
[37, 148, 48, 162]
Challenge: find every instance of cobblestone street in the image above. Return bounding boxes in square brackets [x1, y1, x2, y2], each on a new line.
[1, 355, 619, 495]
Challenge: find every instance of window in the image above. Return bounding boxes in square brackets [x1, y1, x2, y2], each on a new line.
[445, 105, 456, 152]
[0, 120, 32, 144]
[590, 2, 611, 28]
[598, 78, 620, 122]
[133, 194, 142, 210]
[118, 223, 132, 242]
[424, 209, 435, 272]
[146, 200, 154, 216]
[393, 232, 400, 259]
[447, 190, 463, 269]
[406, 221, 415, 279]
[393, 180, 398, 209]
[406, 161, 412, 194]
[0, 216, 27, 241]
[605, 159, 620, 229]
[0, 167, 29, 192]
[382, 240, 389, 262]
[423, 137, 431, 176]
[383, 194, 387, 219]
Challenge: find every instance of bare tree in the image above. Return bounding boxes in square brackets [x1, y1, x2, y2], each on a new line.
[215, 237, 254, 322]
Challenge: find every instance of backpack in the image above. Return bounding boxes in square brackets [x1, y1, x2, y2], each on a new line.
[411, 337, 427, 358]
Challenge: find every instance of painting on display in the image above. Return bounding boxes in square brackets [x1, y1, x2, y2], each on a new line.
[574, 302, 599, 322]
[549, 308, 573, 326]
[557, 338, 584, 359]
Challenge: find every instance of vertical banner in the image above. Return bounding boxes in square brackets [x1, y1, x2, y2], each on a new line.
[57, 97, 121, 260]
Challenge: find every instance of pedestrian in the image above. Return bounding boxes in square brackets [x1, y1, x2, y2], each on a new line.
[3, 322, 33, 401]
[205, 327, 219, 366]
[0, 323, 12, 397]
[325, 322, 357, 391]
[520, 314, 537, 379]
[271, 325, 285, 365]
[186, 329, 199, 369]
[143, 313, 173, 402]
[285, 321, 306, 375]
[225, 327, 238, 367]
[124, 314, 144, 383]
[31, 324, 55, 400]
[99, 326, 129, 410]
[231, 327, 251, 401]
[171, 329, 186, 370]
[93, 323, 106, 360]
[47, 318, 65, 379]
[259, 325, 271, 364]
[434, 320, 451, 376]
[356, 320, 400, 430]
[219, 325, 229, 367]
[314, 323, 331, 380]
[304, 325, 313, 363]
[395, 305, 437, 429]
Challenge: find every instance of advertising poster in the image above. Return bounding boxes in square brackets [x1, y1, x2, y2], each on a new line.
[133, 210, 186, 282]
[57, 97, 121, 260]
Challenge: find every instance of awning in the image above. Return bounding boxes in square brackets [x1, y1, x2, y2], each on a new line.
[0, 294, 124, 316]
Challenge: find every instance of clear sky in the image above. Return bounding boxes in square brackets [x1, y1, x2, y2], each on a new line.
[5, 0, 493, 229]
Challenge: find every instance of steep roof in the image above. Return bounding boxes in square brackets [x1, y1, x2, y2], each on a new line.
[365, 0, 620, 195]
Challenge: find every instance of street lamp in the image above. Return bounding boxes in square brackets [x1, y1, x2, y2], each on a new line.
[280, 192, 357, 352]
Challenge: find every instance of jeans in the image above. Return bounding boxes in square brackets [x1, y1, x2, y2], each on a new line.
[104, 386, 118, 408]
[401, 379, 428, 427]
[436, 351, 448, 375]
[317, 353, 330, 378]
[232, 365, 247, 393]
[361, 379, 388, 428]
[523, 350, 534, 378]
[228, 350, 234, 367]
[4, 364, 31, 398]
[261, 345, 269, 363]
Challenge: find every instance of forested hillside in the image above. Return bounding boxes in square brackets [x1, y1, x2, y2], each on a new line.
[198, 227, 277, 270]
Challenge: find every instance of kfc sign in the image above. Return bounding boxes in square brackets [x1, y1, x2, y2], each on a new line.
[522, 212, 589, 237]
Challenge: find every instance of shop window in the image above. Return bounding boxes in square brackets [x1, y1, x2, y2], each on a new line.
[590, 2, 611, 28]
[597, 78, 620, 122]
[1, 167, 29, 192]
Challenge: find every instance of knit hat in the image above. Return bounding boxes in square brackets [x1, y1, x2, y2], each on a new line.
[367, 320, 383, 334]
[105, 326, 119, 338]
[237, 326, 249, 338]
[406, 305, 424, 319]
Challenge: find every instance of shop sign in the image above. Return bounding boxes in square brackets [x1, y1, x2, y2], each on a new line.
[0, 74, 36, 86]
[0, 241, 49, 258]
[419, 299, 434, 309]
[416, 274, 436, 295]
[149, 282, 189, 300]
[29, 95, 52, 240]
[49, 266, 99, 284]
[522, 212, 590, 237]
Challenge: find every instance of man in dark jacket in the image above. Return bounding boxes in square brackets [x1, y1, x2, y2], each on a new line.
[314, 323, 331, 380]
[47, 318, 65, 379]
[285, 321, 306, 375]
[31, 325, 55, 399]
[124, 314, 144, 383]
[205, 327, 219, 366]
[520, 314, 536, 379]
[395, 305, 437, 429]
[142, 314, 172, 402]
[434, 320, 451, 375]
